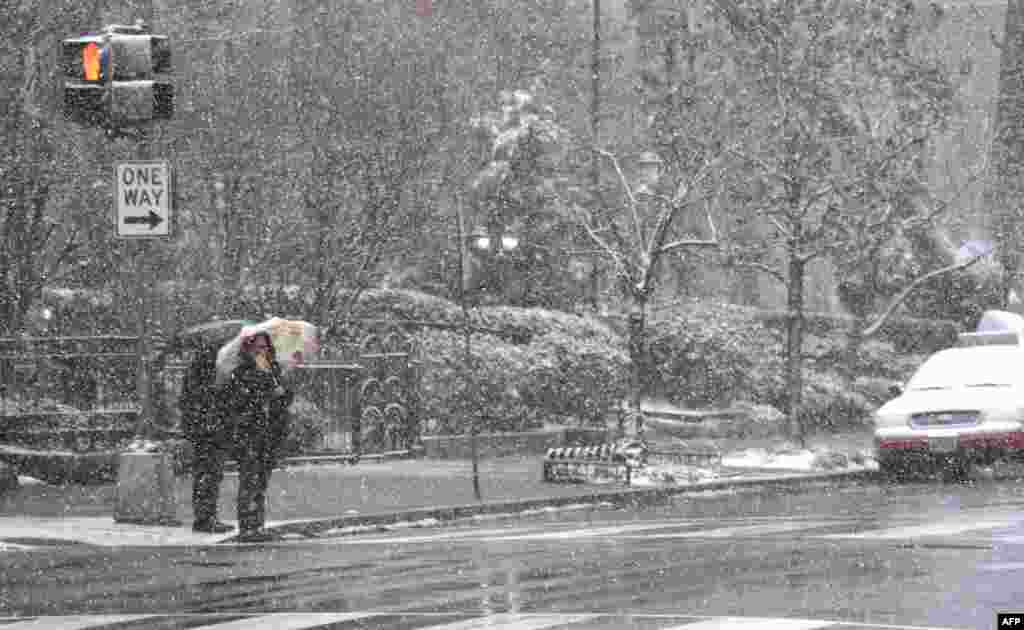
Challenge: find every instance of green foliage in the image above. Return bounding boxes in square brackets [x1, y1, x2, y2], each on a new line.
[417, 308, 628, 435]
[644, 299, 938, 428]
[899, 239, 1006, 329]
[701, 0, 959, 417]
[523, 329, 630, 427]
[477, 304, 621, 345]
[419, 330, 540, 434]
[343, 289, 466, 327]
[467, 89, 580, 308]
[646, 301, 779, 407]
[799, 371, 874, 432]
[836, 227, 1005, 332]
[754, 309, 958, 356]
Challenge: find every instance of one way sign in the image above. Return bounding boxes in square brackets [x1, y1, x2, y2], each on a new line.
[116, 161, 171, 238]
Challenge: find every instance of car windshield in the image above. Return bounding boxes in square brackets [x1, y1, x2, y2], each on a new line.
[907, 349, 1023, 390]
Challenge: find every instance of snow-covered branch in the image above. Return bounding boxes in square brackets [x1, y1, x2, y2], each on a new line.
[860, 255, 985, 339]
[595, 148, 646, 253]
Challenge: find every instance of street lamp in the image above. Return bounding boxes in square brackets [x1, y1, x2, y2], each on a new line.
[469, 226, 520, 256]
[500, 232, 520, 253]
[635, 150, 664, 197]
[470, 225, 522, 303]
[470, 227, 491, 252]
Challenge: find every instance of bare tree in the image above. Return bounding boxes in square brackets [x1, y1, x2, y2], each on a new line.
[571, 147, 723, 435]
[710, 0, 960, 443]
[0, 2, 88, 335]
[283, 4, 449, 330]
[988, 0, 1024, 304]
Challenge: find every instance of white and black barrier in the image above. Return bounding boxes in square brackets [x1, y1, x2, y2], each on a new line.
[542, 444, 641, 485]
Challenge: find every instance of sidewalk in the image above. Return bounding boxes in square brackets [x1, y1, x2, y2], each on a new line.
[0, 431, 879, 547]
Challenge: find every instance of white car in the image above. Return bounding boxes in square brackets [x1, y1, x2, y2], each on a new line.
[874, 338, 1024, 479]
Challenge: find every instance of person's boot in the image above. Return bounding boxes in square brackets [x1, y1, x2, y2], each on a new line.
[193, 520, 235, 534]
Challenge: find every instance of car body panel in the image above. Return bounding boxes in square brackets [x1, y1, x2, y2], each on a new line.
[873, 344, 1024, 463]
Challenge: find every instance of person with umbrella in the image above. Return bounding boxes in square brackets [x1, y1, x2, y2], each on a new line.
[179, 343, 235, 533]
[172, 321, 249, 534]
[222, 330, 294, 542]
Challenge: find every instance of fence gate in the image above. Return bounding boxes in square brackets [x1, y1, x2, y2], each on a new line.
[332, 319, 422, 456]
[0, 336, 144, 452]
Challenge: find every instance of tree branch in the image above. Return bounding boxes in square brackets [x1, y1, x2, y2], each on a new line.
[575, 204, 629, 272]
[658, 202, 721, 254]
[725, 147, 799, 186]
[861, 256, 984, 339]
[729, 259, 786, 283]
[596, 148, 646, 253]
[650, 161, 713, 250]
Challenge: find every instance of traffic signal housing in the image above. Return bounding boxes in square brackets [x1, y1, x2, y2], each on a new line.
[61, 25, 173, 127]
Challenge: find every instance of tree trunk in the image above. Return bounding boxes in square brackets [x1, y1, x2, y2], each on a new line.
[990, 0, 1024, 300]
[626, 293, 648, 437]
[843, 323, 865, 379]
[785, 254, 807, 448]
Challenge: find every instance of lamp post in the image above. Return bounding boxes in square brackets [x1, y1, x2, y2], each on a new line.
[469, 225, 521, 303]
[635, 151, 664, 198]
[453, 217, 522, 502]
[455, 198, 483, 501]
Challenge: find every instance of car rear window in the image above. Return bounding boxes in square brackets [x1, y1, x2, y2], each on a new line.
[907, 348, 1024, 390]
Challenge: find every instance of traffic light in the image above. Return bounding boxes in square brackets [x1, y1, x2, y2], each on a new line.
[61, 36, 108, 125]
[61, 24, 173, 127]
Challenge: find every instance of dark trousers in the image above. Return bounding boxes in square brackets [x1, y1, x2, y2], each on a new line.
[190, 436, 230, 524]
[236, 448, 273, 532]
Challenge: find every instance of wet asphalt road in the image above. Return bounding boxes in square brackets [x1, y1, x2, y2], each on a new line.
[3, 478, 1024, 629]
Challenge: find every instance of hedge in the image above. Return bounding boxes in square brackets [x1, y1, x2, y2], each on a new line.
[23, 286, 964, 456]
[643, 300, 945, 431]
[417, 316, 629, 434]
[755, 309, 959, 355]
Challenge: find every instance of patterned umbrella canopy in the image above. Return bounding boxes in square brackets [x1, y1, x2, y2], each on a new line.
[215, 317, 320, 384]
[166, 319, 252, 354]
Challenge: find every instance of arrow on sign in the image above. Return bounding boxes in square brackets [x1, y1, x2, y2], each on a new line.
[123, 210, 164, 229]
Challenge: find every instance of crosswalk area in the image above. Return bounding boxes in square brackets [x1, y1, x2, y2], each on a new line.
[318, 511, 1024, 548]
[0, 612, 972, 630]
[4, 510, 1024, 552]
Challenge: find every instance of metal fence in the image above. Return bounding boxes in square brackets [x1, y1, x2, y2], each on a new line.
[0, 336, 142, 451]
[1, 322, 424, 456]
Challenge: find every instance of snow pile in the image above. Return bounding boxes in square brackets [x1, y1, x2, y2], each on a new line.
[629, 463, 720, 487]
[0, 541, 36, 553]
[125, 439, 163, 453]
[721, 446, 878, 472]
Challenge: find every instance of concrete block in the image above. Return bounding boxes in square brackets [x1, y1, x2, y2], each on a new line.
[114, 452, 181, 525]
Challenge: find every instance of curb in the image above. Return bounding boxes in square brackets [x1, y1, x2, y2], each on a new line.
[227, 468, 878, 542]
[223, 450, 414, 473]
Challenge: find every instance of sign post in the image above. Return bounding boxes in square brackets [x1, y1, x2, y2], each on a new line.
[116, 158, 171, 441]
[116, 161, 171, 238]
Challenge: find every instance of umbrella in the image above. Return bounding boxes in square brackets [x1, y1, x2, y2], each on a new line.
[215, 317, 320, 385]
[166, 320, 252, 354]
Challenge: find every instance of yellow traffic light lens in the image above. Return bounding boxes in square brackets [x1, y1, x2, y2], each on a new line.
[83, 42, 101, 81]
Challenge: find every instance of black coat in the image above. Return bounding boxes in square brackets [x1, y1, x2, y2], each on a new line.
[179, 348, 231, 441]
[224, 354, 294, 459]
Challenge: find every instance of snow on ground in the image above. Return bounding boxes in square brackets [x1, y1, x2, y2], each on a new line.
[720, 446, 878, 472]
[0, 541, 37, 552]
[630, 463, 720, 487]
[16, 475, 47, 486]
